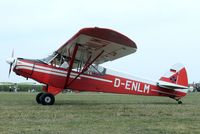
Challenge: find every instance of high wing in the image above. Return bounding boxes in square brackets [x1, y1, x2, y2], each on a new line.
[55, 27, 137, 67]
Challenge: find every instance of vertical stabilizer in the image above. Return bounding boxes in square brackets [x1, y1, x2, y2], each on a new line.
[159, 63, 188, 87]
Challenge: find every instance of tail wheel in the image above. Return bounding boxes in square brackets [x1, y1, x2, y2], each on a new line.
[40, 93, 55, 105]
[169, 97, 183, 104]
[36, 92, 44, 104]
[178, 100, 183, 104]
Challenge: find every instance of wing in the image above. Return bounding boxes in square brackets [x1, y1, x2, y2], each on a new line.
[56, 27, 137, 66]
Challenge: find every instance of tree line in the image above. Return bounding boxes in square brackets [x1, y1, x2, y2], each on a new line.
[0, 84, 43, 92]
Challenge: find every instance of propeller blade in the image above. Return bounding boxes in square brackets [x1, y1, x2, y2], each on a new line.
[7, 49, 15, 77]
[8, 63, 13, 77]
[12, 49, 14, 58]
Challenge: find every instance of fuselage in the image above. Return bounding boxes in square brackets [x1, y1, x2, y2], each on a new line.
[13, 58, 187, 99]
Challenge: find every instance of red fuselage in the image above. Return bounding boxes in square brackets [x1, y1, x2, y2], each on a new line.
[13, 58, 187, 99]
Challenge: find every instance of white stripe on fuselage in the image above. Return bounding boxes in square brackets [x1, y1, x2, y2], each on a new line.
[16, 66, 80, 79]
[16, 61, 112, 83]
[17, 61, 68, 75]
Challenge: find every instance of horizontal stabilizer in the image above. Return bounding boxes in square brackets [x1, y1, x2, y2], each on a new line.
[157, 81, 188, 89]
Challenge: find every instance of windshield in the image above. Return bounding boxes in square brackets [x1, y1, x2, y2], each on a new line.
[40, 52, 58, 64]
[39, 52, 69, 69]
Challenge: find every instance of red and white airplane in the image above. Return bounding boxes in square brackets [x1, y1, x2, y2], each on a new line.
[6, 27, 190, 105]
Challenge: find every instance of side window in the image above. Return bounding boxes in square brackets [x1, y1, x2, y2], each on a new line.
[88, 65, 106, 76]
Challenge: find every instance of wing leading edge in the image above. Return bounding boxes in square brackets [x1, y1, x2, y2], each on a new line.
[56, 27, 137, 65]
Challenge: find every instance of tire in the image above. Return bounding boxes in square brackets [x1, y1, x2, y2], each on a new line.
[178, 101, 183, 104]
[36, 92, 43, 104]
[40, 93, 55, 105]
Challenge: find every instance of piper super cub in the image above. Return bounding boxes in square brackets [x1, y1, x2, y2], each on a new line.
[6, 27, 190, 105]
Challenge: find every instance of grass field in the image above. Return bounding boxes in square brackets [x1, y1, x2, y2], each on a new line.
[0, 92, 200, 134]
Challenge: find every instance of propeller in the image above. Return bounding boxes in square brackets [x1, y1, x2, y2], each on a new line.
[6, 50, 15, 77]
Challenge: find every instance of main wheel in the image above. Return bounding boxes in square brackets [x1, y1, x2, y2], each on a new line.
[36, 92, 44, 104]
[40, 93, 55, 105]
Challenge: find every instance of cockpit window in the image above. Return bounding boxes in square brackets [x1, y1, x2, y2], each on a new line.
[39, 52, 69, 68]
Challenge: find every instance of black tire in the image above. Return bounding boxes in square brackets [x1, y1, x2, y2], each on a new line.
[40, 93, 55, 105]
[36, 92, 43, 104]
[178, 101, 183, 104]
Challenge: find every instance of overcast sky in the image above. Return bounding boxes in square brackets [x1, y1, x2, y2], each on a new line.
[0, 0, 200, 83]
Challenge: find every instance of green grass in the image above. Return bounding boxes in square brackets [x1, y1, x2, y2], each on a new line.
[0, 92, 200, 134]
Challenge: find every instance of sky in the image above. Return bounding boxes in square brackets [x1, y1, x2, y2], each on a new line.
[0, 0, 200, 83]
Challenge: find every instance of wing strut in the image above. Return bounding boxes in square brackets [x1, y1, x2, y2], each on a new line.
[64, 44, 79, 88]
[66, 50, 104, 87]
